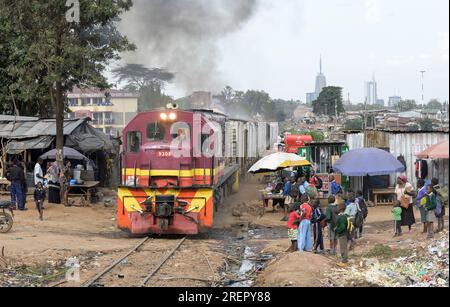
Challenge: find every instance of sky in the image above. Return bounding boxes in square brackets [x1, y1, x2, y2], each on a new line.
[118, 0, 449, 104]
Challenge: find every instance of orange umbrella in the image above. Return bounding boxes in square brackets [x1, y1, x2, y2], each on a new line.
[416, 140, 449, 159]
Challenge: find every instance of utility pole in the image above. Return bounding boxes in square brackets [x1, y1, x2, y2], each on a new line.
[420, 70, 426, 105]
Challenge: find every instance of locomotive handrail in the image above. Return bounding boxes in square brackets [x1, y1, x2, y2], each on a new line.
[133, 160, 137, 187]
[148, 159, 152, 187]
[203, 158, 206, 185]
[119, 152, 123, 186]
[211, 156, 215, 186]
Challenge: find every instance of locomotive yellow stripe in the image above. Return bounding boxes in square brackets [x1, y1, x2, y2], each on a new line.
[118, 187, 213, 214]
[123, 166, 225, 177]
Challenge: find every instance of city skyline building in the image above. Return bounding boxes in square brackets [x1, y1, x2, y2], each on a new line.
[388, 96, 402, 108]
[306, 56, 327, 104]
[315, 56, 327, 95]
[365, 74, 379, 105]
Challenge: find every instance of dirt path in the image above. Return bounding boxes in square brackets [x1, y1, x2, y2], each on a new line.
[0, 178, 447, 287]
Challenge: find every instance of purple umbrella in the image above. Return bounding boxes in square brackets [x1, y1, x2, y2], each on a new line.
[40, 147, 88, 161]
[333, 148, 405, 176]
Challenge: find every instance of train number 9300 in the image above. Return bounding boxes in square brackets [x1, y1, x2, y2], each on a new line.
[158, 151, 172, 157]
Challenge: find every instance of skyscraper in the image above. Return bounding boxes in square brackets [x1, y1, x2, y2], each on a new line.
[315, 56, 327, 95]
[306, 56, 327, 103]
[365, 74, 378, 105]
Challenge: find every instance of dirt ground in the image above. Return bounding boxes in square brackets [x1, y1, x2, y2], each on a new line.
[0, 178, 447, 287]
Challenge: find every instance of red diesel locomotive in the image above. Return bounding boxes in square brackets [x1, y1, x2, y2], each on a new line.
[118, 107, 278, 235]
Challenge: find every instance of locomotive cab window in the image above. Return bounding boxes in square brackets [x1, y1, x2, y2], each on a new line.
[126, 131, 141, 153]
[171, 122, 191, 142]
[147, 122, 166, 141]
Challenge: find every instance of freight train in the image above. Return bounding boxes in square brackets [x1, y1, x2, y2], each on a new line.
[117, 106, 278, 235]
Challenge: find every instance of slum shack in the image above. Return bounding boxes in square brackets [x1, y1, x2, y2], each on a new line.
[346, 129, 449, 205]
[0, 115, 119, 191]
[298, 142, 349, 200]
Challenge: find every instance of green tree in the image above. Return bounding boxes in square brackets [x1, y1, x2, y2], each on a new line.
[427, 99, 443, 111]
[312, 86, 344, 116]
[394, 100, 417, 112]
[344, 118, 364, 131]
[419, 118, 434, 131]
[112, 64, 174, 111]
[0, 0, 134, 169]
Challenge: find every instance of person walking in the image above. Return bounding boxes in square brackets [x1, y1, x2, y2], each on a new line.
[392, 203, 402, 237]
[297, 194, 313, 252]
[355, 190, 368, 238]
[431, 178, 447, 233]
[34, 158, 45, 186]
[416, 179, 429, 234]
[395, 175, 416, 234]
[34, 181, 46, 221]
[311, 199, 325, 254]
[286, 203, 301, 252]
[344, 192, 359, 250]
[336, 204, 349, 267]
[6, 160, 26, 211]
[325, 195, 339, 256]
[425, 185, 437, 239]
[281, 177, 293, 221]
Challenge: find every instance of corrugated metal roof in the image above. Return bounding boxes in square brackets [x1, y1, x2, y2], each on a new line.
[7, 136, 54, 154]
[0, 115, 39, 121]
[0, 118, 86, 139]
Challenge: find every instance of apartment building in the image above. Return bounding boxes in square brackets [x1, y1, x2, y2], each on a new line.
[67, 88, 139, 136]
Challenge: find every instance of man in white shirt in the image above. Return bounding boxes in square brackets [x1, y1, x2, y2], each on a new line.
[34, 158, 44, 186]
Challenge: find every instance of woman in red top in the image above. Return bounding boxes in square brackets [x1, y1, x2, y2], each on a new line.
[287, 203, 301, 252]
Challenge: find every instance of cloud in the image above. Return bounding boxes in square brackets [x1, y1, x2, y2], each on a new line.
[437, 32, 449, 63]
[365, 0, 382, 24]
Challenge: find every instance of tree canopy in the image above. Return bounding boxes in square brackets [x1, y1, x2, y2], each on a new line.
[394, 100, 417, 112]
[0, 0, 135, 152]
[312, 86, 344, 117]
[113, 63, 175, 112]
[112, 64, 174, 92]
[215, 86, 298, 121]
[426, 99, 443, 111]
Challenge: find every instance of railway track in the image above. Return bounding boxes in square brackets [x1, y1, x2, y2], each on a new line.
[82, 236, 187, 287]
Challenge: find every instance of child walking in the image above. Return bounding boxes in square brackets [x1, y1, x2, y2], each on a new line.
[297, 194, 313, 252]
[392, 203, 402, 237]
[336, 204, 349, 267]
[286, 203, 301, 252]
[34, 181, 46, 221]
[425, 185, 437, 239]
[326, 195, 339, 256]
[312, 199, 325, 254]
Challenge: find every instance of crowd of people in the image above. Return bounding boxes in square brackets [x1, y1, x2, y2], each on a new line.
[6, 158, 72, 220]
[268, 171, 448, 267]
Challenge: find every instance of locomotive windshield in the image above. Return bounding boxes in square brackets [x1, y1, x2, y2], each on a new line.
[147, 122, 166, 141]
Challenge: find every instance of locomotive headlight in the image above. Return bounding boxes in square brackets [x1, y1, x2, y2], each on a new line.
[169, 113, 177, 121]
[160, 113, 168, 121]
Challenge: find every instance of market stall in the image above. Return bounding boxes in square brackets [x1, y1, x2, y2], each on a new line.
[333, 148, 405, 206]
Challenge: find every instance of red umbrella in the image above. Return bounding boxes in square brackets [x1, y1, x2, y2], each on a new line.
[416, 140, 449, 159]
